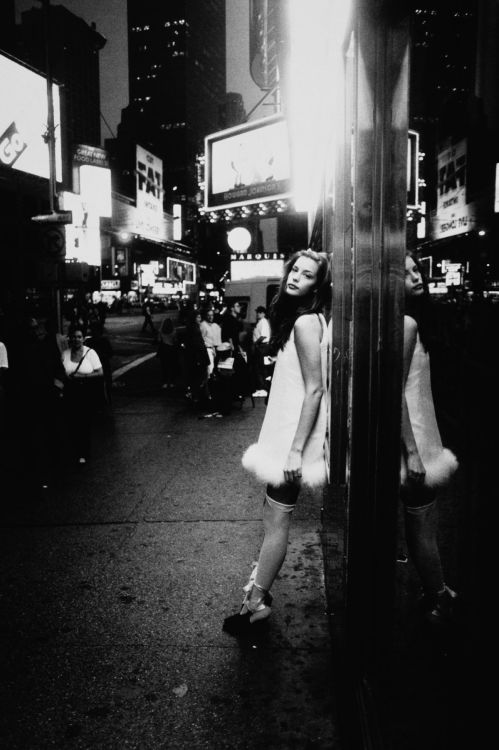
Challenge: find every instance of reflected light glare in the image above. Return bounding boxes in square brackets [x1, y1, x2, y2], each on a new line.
[287, 0, 352, 213]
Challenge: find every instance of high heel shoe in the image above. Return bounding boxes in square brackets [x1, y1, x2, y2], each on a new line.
[223, 565, 272, 637]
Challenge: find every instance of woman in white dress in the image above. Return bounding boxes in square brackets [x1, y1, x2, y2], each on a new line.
[223, 249, 331, 636]
[402, 253, 458, 625]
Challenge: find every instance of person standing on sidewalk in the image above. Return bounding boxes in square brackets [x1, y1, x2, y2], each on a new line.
[221, 301, 243, 351]
[200, 308, 222, 376]
[223, 249, 331, 636]
[62, 326, 103, 465]
[401, 252, 458, 625]
[157, 317, 178, 389]
[252, 305, 271, 397]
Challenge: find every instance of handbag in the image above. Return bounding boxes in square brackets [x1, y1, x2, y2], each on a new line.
[217, 356, 234, 371]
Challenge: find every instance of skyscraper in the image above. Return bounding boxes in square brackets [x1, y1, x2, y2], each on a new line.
[123, 0, 226, 204]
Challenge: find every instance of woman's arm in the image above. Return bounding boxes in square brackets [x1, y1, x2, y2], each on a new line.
[284, 315, 324, 482]
[401, 315, 425, 484]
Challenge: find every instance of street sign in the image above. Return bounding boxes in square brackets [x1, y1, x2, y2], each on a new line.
[31, 210, 73, 224]
[41, 226, 66, 259]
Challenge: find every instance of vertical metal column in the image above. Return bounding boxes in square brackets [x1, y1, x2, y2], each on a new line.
[321, 1, 410, 746]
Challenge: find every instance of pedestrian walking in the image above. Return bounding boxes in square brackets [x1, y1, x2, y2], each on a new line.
[141, 297, 156, 334]
[401, 252, 458, 625]
[223, 249, 331, 636]
[62, 326, 103, 465]
[157, 317, 178, 389]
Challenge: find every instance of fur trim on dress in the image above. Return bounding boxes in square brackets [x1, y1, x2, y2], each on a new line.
[242, 443, 327, 488]
[400, 448, 458, 489]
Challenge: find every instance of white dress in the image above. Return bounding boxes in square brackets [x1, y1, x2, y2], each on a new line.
[402, 326, 458, 488]
[242, 314, 328, 488]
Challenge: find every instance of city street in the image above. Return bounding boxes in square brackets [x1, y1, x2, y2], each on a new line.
[1, 352, 340, 749]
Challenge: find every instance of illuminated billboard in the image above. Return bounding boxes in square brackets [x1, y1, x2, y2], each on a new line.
[0, 53, 62, 181]
[136, 145, 165, 241]
[60, 191, 101, 266]
[205, 115, 291, 210]
[407, 130, 419, 209]
[432, 139, 475, 240]
[167, 257, 196, 286]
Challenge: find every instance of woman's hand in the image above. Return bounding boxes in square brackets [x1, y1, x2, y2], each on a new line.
[284, 448, 303, 483]
[406, 450, 426, 485]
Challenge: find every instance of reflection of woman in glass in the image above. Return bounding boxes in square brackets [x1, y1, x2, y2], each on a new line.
[402, 252, 458, 625]
[223, 250, 330, 636]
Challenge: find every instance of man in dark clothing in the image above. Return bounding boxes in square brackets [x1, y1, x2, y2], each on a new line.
[9, 318, 66, 492]
[86, 321, 113, 410]
[141, 298, 156, 334]
[221, 301, 243, 350]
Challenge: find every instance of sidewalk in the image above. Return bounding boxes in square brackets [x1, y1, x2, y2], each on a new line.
[1, 357, 341, 749]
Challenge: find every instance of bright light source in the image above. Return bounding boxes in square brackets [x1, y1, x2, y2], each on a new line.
[478, 230, 486, 236]
[119, 232, 131, 242]
[173, 203, 182, 241]
[80, 164, 112, 217]
[287, 0, 352, 212]
[227, 226, 252, 252]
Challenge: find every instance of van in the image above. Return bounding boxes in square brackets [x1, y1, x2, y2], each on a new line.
[223, 277, 280, 325]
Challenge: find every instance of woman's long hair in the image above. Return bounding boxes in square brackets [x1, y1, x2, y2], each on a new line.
[269, 249, 331, 354]
[405, 251, 432, 352]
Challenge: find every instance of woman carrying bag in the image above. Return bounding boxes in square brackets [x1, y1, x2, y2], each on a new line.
[62, 325, 103, 465]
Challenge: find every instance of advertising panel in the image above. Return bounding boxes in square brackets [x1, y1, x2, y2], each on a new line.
[60, 191, 101, 266]
[407, 129, 419, 209]
[432, 139, 474, 240]
[0, 53, 62, 181]
[167, 258, 196, 286]
[136, 145, 165, 241]
[205, 115, 291, 210]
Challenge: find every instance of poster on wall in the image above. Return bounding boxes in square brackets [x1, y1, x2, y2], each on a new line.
[0, 53, 62, 181]
[205, 116, 291, 210]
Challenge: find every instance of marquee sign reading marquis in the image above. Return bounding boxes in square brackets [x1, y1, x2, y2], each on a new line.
[0, 53, 62, 181]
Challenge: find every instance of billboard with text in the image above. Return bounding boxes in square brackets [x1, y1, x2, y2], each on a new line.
[136, 145, 165, 241]
[432, 139, 474, 240]
[205, 115, 291, 211]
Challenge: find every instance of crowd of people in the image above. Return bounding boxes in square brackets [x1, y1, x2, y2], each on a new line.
[0, 293, 274, 493]
[154, 300, 274, 418]
[0, 310, 112, 493]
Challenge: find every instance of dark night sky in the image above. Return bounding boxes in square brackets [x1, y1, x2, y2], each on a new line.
[15, 1, 264, 145]
[16, 0, 129, 143]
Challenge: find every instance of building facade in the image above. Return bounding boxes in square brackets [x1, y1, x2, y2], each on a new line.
[124, 0, 226, 204]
